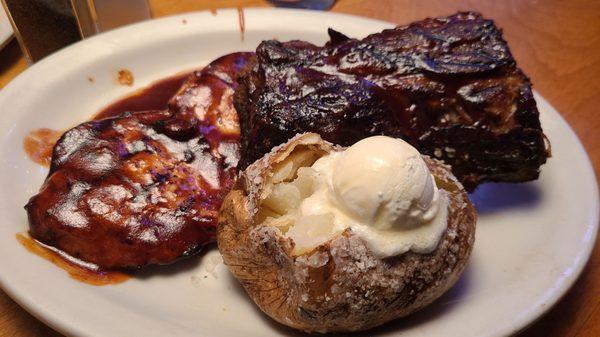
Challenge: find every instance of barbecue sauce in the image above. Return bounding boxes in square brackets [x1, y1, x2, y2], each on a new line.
[16, 233, 131, 286]
[23, 129, 62, 167]
[237, 8, 245, 41]
[95, 71, 191, 119]
[23, 72, 193, 167]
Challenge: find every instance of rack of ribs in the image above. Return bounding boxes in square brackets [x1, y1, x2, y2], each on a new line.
[234, 12, 550, 190]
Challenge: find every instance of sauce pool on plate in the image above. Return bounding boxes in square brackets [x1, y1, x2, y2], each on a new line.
[23, 128, 62, 167]
[16, 233, 131, 286]
[23, 72, 193, 167]
[96, 71, 191, 120]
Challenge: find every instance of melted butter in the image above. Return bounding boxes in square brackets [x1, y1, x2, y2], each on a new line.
[16, 233, 131, 286]
[23, 128, 62, 167]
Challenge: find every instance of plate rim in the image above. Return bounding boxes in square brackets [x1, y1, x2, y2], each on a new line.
[0, 7, 597, 337]
[513, 93, 599, 335]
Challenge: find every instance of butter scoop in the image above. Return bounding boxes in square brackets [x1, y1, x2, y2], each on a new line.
[331, 136, 441, 231]
[264, 135, 449, 257]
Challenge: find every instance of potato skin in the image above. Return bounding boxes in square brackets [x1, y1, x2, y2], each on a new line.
[217, 133, 476, 333]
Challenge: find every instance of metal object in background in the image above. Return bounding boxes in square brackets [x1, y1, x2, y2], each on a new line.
[268, 0, 336, 10]
[0, 0, 151, 63]
[1, 0, 81, 63]
[72, 0, 151, 38]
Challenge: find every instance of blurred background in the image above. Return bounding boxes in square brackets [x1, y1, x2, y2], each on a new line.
[0, 1, 598, 336]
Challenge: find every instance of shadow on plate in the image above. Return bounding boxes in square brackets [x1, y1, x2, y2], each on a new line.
[224, 271, 309, 336]
[468, 182, 542, 215]
[134, 243, 216, 280]
[223, 261, 474, 336]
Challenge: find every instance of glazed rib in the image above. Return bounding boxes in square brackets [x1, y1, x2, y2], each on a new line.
[235, 12, 549, 190]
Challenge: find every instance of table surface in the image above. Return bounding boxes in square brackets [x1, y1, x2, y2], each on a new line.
[0, 0, 598, 336]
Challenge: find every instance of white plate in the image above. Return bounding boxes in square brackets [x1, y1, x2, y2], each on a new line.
[0, 8, 597, 337]
[0, 4, 13, 48]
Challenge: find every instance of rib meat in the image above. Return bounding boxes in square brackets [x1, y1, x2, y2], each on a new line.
[26, 53, 253, 269]
[235, 12, 549, 190]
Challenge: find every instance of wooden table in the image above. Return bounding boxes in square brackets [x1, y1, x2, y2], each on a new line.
[0, 0, 598, 336]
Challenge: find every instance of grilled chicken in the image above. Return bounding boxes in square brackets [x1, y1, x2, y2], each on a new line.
[26, 53, 253, 269]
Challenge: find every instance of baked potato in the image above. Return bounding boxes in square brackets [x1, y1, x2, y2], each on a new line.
[217, 133, 476, 333]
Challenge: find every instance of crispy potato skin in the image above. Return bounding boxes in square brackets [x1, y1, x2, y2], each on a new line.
[217, 133, 476, 333]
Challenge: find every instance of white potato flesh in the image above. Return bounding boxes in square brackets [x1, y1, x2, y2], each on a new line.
[262, 183, 302, 215]
[287, 214, 336, 255]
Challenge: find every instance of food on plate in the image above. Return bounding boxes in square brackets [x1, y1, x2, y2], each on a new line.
[23, 10, 544, 278]
[234, 12, 549, 190]
[218, 133, 476, 332]
[167, 52, 254, 135]
[25, 53, 253, 269]
[25, 110, 233, 268]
